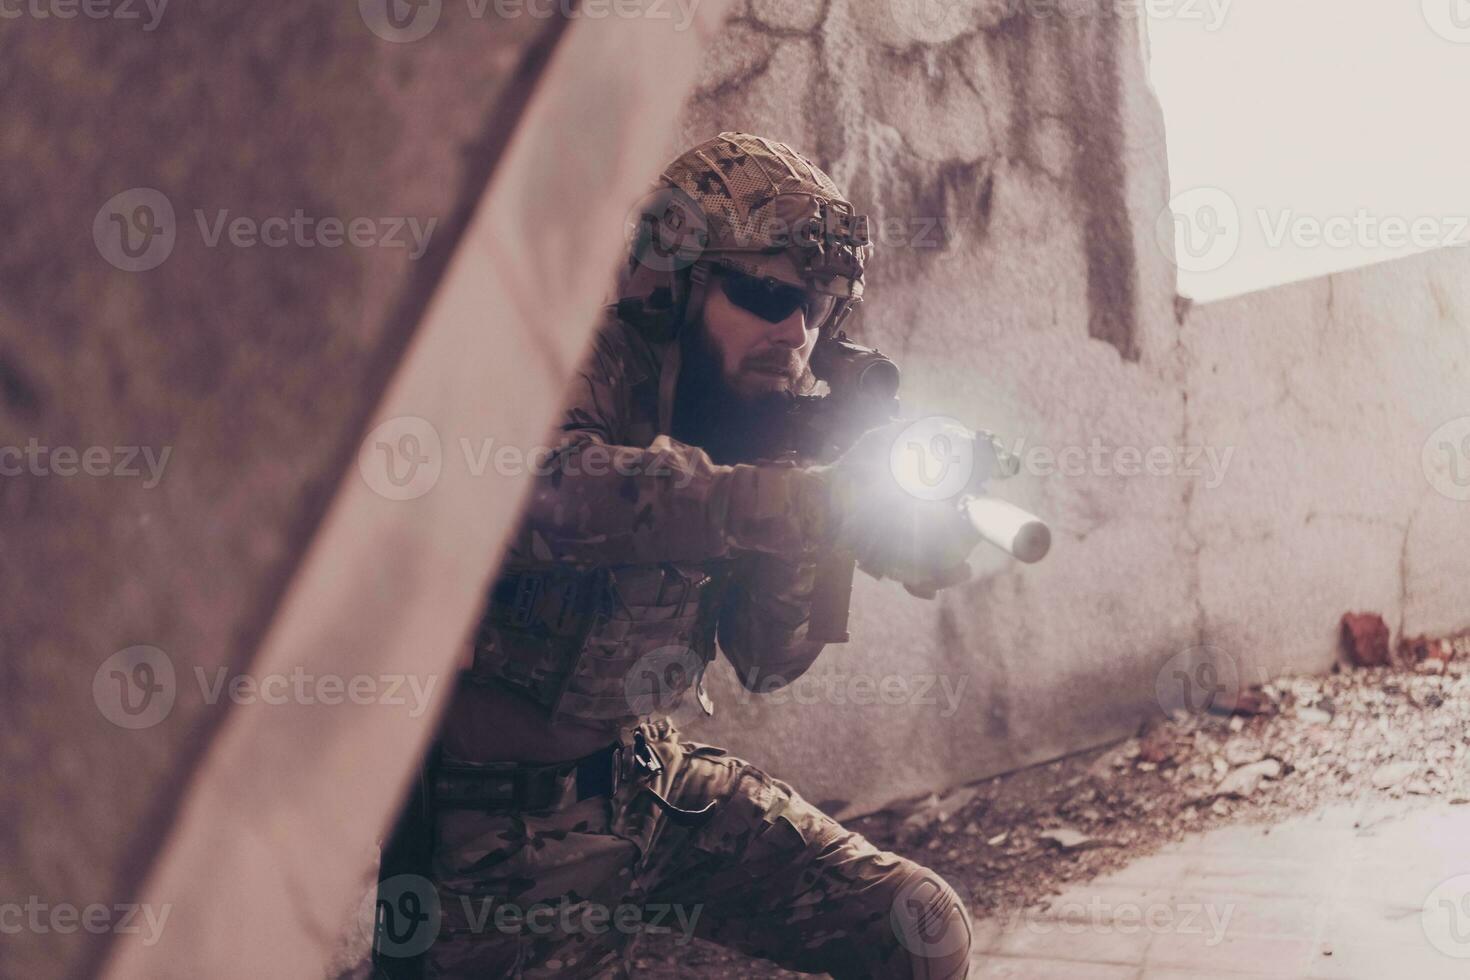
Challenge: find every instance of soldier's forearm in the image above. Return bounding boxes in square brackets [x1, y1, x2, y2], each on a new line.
[502, 435, 834, 566]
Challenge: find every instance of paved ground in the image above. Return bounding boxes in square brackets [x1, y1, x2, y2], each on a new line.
[969, 799, 1470, 979]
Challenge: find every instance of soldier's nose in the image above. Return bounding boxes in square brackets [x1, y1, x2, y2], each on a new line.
[768, 309, 808, 349]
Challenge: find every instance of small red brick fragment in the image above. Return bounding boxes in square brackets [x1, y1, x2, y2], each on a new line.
[1340, 612, 1391, 667]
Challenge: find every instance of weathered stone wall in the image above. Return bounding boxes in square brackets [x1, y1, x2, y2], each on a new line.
[675, 0, 1470, 818]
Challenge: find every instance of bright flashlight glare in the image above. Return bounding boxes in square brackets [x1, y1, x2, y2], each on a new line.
[889, 416, 977, 502]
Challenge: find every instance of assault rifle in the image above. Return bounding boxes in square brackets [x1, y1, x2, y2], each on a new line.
[784, 331, 1052, 643]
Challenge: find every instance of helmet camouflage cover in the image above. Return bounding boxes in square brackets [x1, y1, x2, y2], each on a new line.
[656, 131, 873, 300]
[622, 133, 874, 338]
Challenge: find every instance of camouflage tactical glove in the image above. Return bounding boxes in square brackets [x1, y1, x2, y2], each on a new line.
[810, 420, 983, 597]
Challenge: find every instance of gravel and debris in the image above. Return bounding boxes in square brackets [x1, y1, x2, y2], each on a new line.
[636, 631, 1470, 978]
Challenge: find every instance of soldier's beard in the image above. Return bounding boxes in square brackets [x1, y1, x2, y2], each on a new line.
[671, 317, 813, 465]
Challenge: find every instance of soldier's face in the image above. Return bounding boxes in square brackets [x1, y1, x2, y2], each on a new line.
[701, 262, 825, 399]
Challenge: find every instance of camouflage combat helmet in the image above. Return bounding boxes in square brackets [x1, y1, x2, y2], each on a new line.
[619, 132, 874, 340]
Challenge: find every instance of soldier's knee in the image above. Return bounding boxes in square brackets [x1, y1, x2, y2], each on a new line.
[886, 864, 972, 980]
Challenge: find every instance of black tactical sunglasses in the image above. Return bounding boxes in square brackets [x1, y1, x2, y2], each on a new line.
[714, 266, 837, 328]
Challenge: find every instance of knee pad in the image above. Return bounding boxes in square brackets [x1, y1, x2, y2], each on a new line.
[888, 865, 973, 980]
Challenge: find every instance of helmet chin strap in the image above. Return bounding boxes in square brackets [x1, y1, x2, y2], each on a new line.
[658, 260, 711, 434]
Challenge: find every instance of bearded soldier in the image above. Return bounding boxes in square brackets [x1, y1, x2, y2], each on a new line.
[386, 132, 978, 980]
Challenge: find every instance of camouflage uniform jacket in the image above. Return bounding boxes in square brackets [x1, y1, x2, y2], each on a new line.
[467, 309, 833, 726]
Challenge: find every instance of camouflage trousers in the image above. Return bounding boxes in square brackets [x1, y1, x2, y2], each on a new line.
[422, 718, 972, 979]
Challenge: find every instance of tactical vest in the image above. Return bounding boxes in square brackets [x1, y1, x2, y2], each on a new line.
[467, 559, 734, 726]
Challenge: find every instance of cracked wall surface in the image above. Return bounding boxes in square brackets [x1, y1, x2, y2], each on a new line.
[669, 0, 1192, 818]
[671, 0, 1470, 819]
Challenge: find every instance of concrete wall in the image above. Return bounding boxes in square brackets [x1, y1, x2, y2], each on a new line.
[1184, 248, 1470, 680]
[4, 6, 546, 974]
[676, 0, 1470, 818]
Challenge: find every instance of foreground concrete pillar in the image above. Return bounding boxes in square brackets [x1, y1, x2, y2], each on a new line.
[0, 4, 726, 980]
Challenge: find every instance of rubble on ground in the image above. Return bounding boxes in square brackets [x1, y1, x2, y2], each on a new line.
[640, 630, 1470, 978]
